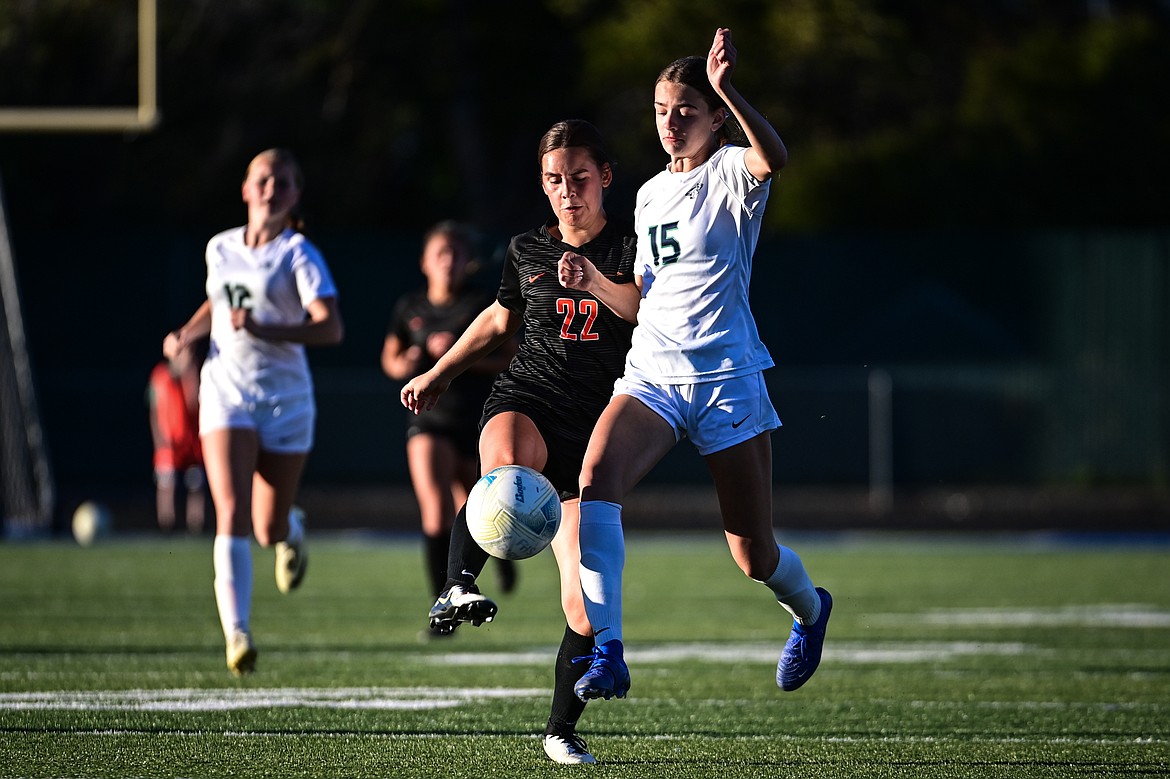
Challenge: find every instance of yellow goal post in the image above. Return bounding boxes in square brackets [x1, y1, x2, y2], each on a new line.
[0, 0, 159, 133]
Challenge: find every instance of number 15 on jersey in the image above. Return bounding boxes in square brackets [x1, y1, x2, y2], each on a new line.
[647, 221, 680, 267]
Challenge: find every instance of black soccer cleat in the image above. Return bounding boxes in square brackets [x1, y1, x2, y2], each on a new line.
[428, 583, 499, 632]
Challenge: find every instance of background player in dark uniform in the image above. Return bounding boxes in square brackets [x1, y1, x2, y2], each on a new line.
[400, 120, 638, 764]
[382, 221, 516, 632]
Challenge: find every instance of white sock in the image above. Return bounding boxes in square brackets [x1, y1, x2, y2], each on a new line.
[764, 545, 820, 625]
[577, 500, 624, 645]
[213, 535, 253, 638]
[285, 507, 304, 545]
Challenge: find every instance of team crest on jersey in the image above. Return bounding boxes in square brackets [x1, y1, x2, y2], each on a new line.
[684, 182, 704, 200]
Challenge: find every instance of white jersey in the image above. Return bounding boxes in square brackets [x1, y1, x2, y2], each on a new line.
[625, 144, 774, 383]
[201, 226, 338, 405]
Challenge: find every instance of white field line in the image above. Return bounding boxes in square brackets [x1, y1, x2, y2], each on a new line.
[426, 640, 1035, 667]
[0, 641, 1038, 713]
[870, 603, 1170, 628]
[31, 729, 1170, 747]
[0, 640, 1042, 676]
[901, 699, 1168, 711]
[0, 686, 546, 712]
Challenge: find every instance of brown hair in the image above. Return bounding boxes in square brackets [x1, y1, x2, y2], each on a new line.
[536, 119, 614, 176]
[656, 57, 738, 146]
[422, 220, 475, 262]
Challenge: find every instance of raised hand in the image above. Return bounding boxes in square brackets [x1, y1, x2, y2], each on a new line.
[707, 27, 737, 93]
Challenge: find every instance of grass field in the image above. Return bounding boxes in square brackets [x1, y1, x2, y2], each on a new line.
[1, 529, 1168, 778]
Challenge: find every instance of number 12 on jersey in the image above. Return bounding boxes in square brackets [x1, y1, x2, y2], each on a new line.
[647, 222, 680, 267]
[223, 283, 253, 309]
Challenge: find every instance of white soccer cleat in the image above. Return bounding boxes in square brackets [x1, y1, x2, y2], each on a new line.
[543, 732, 597, 764]
[275, 506, 307, 594]
[225, 630, 257, 677]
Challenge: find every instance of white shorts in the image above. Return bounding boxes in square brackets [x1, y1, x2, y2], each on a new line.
[613, 372, 781, 456]
[199, 390, 316, 454]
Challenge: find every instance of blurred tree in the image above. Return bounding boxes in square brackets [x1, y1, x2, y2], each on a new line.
[0, 0, 1166, 232]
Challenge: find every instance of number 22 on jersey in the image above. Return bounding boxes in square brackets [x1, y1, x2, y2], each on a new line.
[556, 298, 599, 341]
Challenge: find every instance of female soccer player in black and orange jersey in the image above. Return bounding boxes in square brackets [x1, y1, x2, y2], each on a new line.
[400, 119, 637, 765]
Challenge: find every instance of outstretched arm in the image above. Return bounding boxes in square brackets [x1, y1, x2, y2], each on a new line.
[708, 27, 788, 182]
[400, 300, 520, 413]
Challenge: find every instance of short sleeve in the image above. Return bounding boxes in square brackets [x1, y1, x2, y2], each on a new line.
[496, 235, 524, 314]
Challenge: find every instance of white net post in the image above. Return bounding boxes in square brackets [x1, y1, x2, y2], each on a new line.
[0, 173, 55, 537]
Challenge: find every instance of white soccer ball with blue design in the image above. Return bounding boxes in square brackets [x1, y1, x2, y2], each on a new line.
[466, 465, 561, 560]
[71, 501, 113, 546]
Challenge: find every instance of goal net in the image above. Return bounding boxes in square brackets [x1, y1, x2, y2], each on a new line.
[0, 173, 55, 537]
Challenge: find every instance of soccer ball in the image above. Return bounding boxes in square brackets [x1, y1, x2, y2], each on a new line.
[72, 501, 113, 546]
[465, 465, 561, 560]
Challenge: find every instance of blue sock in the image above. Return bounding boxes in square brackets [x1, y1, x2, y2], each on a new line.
[577, 500, 624, 645]
[763, 545, 820, 625]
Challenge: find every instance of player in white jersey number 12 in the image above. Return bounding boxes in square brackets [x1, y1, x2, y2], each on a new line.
[163, 148, 344, 677]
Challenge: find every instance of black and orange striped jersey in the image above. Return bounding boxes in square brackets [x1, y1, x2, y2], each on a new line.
[487, 217, 636, 449]
[388, 286, 495, 449]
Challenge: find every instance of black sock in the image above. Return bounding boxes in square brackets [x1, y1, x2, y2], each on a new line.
[495, 557, 517, 594]
[423, 532, 449, 596]
[545, 625, 593, 735]
[442, 502, 490, 592]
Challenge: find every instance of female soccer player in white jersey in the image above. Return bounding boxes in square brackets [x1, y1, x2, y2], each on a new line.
[401, 120, 637, 764]
[561, 28, 832, 703]
[162, 148, 343, 676]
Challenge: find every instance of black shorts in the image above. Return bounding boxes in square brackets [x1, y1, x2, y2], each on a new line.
[406, 416, 480, 460]
[480, 395, 589, 500]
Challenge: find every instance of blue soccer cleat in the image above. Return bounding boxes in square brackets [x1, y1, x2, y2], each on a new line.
[777, 587, 833, 692]
[573, 639, 630, 701]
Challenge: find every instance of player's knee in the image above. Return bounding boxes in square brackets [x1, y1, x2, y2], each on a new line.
[418, 508, 448, 536]
[183, 467, 205, 491]
[578, 459, 619, 499]
[252, 517, 282, 547]
[577, 459, 595, 490]
[213, 497, 245, 528]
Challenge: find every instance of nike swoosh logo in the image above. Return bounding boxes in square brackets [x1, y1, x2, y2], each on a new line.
[731, 415, 751, 429]
[529, 273, 546, 283]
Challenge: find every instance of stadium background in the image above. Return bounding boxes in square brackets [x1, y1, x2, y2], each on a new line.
[0, 1, 1167, 535]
